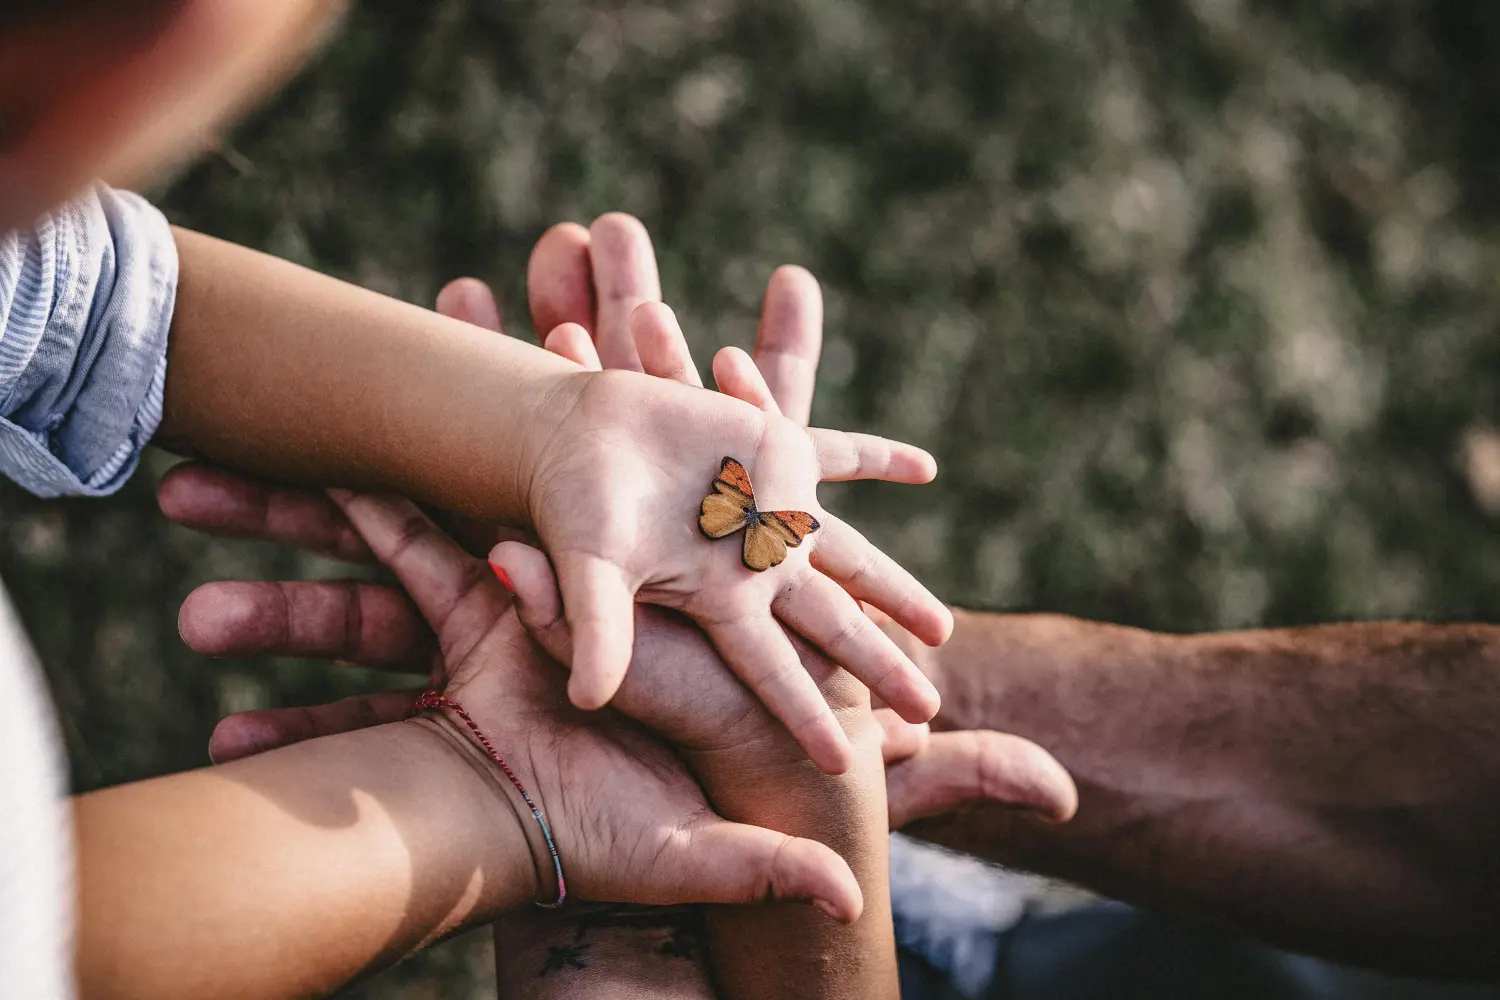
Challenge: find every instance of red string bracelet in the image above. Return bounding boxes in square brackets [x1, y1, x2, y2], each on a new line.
[409, 690, 567, 908]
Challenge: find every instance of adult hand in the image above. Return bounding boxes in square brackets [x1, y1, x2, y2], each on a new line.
[324, 484, 862, 917]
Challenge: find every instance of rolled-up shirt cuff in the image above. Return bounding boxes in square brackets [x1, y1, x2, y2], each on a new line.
[0, 187, 177, 498]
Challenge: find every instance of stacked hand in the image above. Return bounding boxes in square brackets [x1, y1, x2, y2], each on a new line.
[161, 215, 1077, 911]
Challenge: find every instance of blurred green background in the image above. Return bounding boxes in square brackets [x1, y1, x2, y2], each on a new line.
[6, 1, 1500, 994]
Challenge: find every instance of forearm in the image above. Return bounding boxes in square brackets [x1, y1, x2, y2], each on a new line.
[904, 611, 1500, 975]
[158, 229, 578, 522]
[494, 905, 716, 1000]
[74, 718, 535, 1000]
[691, 681, 898, 1000]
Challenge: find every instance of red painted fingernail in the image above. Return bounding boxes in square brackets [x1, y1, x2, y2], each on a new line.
[489, 561, 513, 593]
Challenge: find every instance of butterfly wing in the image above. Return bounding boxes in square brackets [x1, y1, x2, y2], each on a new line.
[742, 521, 789, 571]
[759, 510, 821, 547]
[700, 457, 756, 539]
[713, 457, 756, 503]
[700, 493, 752, 538]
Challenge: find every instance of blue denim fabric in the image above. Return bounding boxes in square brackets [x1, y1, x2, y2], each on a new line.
[0, 186, 176, 497]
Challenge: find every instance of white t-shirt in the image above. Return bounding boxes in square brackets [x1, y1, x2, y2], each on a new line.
[0, 580, 75, 999]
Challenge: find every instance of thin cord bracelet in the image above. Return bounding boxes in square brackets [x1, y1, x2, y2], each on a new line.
[409, 690, 567, 908]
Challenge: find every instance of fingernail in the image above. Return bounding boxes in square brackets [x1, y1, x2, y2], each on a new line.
[489, 560, 514, 593]
[325, 487, 354, 503]
[813, 899, 840, 921]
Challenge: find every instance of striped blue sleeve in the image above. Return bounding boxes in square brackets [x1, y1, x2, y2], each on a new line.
[0, 186, 177, 498]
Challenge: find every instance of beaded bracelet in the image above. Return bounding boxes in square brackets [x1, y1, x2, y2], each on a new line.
[409, 690, 567, 908]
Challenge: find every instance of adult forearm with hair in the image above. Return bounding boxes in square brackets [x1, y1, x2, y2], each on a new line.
[896, 611, 1500, 977]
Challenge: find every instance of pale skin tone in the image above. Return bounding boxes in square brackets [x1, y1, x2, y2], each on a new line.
[3, 0, 953, 775]
[167, 218, 1075, 1000]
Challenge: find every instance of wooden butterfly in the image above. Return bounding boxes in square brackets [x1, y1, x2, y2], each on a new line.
[699, 457, 821, 572]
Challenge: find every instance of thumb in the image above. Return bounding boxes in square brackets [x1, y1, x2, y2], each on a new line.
[660, 821, 863, 924]
[553, 551, 638, 711]
[488, 540, 574, 665]
[885, 730, 1079, 829]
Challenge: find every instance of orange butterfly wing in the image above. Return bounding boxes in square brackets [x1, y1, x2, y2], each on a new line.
[744, 511, 820, 571]
[714, 457, 755, 500]
[700, 457, 755, 539]
[759, 510, 820, 546]
[701, 458, 821, 571]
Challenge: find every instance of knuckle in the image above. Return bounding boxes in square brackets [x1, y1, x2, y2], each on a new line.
[386, 513, 434, 564]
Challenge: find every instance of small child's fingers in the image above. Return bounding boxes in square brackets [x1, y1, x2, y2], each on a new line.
[712, 346, 781, 413]
[703, 613, 853, 774]
[630, 302, 704, 386]
[589, 213, 661, 371]
[810, 428, 937, 484]
[487, 541, 573, 663]
[543, 322, 603, 370]
[661, 821, 862, 923]
[811, 516, 954, 646]
[435, 277, 503, 332]
[553, 550, 638, 710]
[775, 575, 939, 723]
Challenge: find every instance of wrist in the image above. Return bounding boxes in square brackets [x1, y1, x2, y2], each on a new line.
[403, 716, 543, 915]
[512, 367, 592, 529]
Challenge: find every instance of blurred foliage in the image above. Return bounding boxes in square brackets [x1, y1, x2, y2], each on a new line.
[7, 0, 1500, 994]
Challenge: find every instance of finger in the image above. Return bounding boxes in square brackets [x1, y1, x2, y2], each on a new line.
[702, 613, 853, 774]
[208, 688, 423, 764]
[588, 213, 661, 371]
[158, 463, 371, 564]
[630, 302, 703, 386]
[810, 428, 938, 484]
[543, 322, 603, 370]
[885, 730, 1079, 829]
[528, 222, 597, 338]
[874, 708, 930, 763]
[325, 490, 508, 659]
[754, 266, 822, 425]
[811, 516, 954, 646]
[712, 346, 781, 413]
[435, 277, 503, 332]
[774, 574, 939, 723]
[179, 580, 434, 669]
[487, 540, 573, 664]
[551, 549, 638, 710]
[662, 821, 862, 923]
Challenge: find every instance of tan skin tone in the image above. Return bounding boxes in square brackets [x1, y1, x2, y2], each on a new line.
[878, 610, 1500, 979]
[166, 217, 1075, 1000]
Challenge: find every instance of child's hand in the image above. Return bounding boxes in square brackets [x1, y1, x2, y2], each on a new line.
[524, 304, 951, 773]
